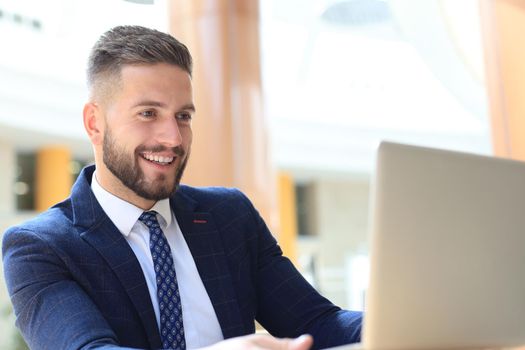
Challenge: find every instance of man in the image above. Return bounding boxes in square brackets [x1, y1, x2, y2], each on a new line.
[2, 26, 362, 350]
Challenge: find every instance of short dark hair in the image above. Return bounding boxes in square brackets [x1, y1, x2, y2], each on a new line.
[87, 25, 192, 99]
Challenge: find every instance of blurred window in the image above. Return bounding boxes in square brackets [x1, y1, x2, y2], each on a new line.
[14, 152, 89, 211]
[15, 153, 35, 211]
[296, 182, 316, 236]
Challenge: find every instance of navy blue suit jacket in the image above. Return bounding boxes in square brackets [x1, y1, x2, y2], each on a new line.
[3, 165, 361, 350]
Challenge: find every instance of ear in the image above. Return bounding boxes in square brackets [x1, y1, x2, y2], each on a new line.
[83, 102, 104, 145]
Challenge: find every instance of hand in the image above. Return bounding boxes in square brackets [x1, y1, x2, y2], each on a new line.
[200, 334, 313, 350]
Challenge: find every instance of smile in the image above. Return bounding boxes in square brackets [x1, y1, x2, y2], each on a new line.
[141, 153, 175, 165]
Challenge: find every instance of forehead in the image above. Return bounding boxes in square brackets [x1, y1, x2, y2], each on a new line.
[117, 63, 193, 102]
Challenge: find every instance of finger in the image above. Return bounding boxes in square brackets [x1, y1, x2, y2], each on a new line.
[250, 334, 285, 348]
[248, 333, 313, 350]
[257, 334, 313, 350]
[287, 335, 313, 350]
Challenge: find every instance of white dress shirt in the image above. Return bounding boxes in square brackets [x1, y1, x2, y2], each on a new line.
[91, 172, 224, 349]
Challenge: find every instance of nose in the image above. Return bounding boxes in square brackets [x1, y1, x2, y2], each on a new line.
[156, 117, 183, 147]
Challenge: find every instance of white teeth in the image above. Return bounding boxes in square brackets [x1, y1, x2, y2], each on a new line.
[142, 154, 174, 164]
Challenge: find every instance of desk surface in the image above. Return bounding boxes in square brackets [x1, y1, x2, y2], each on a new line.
[323, 345, 525, 350]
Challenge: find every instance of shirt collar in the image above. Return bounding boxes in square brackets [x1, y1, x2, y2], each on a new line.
[91, 170, 172, 236]
[149, 197, 172, 228]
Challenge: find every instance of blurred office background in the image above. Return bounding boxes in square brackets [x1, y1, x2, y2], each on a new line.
[1, 0, 523, 348]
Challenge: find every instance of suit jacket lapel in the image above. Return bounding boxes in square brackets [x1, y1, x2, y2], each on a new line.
[80, 221, 162, 348]
[173, 195, 244, 339]
[72, 167, 244, 343]
[71, 166, 162, 348]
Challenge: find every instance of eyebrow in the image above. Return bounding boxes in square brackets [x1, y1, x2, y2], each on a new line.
[131, 100, 196, 113]
[180, 103, 196, 113]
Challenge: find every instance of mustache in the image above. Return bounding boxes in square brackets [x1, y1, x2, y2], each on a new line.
[136, 144, 185, 157]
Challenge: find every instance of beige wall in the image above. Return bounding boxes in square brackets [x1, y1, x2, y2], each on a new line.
[304, 178, 370, 308]
[316, 180, 370, 263]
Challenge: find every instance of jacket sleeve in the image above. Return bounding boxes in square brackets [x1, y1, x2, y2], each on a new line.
[237, 192, 363, 350]
[2, 227, 141, 350]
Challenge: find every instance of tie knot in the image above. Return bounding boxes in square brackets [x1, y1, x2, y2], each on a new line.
[139, 211, 160, 228]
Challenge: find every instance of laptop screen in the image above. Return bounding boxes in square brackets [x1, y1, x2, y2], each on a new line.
[364, 142, 525, 350]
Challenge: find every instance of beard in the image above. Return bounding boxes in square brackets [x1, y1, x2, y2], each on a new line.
[102, 128, 189, 201]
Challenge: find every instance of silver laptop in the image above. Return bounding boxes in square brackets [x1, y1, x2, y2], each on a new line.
[326, 141, 525, 350]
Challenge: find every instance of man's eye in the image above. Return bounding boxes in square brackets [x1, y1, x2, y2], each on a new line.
[140, 110, 156, 118]
[177, 113, 192, 121]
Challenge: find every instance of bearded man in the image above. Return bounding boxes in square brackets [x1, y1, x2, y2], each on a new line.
[2, 25, 362, 350]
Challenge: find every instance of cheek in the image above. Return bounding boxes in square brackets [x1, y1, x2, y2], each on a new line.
[182, 127, 193, 147]
[115, 126, 150, 148]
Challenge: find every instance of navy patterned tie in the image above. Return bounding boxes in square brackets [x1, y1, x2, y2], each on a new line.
[139, 211, 186, 350]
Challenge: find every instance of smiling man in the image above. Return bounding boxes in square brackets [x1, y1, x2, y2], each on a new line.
[87, 62, 193, 209]
[2, 26, 362, 350]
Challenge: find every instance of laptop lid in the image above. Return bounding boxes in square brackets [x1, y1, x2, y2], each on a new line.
[363, 141, 525, 350]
